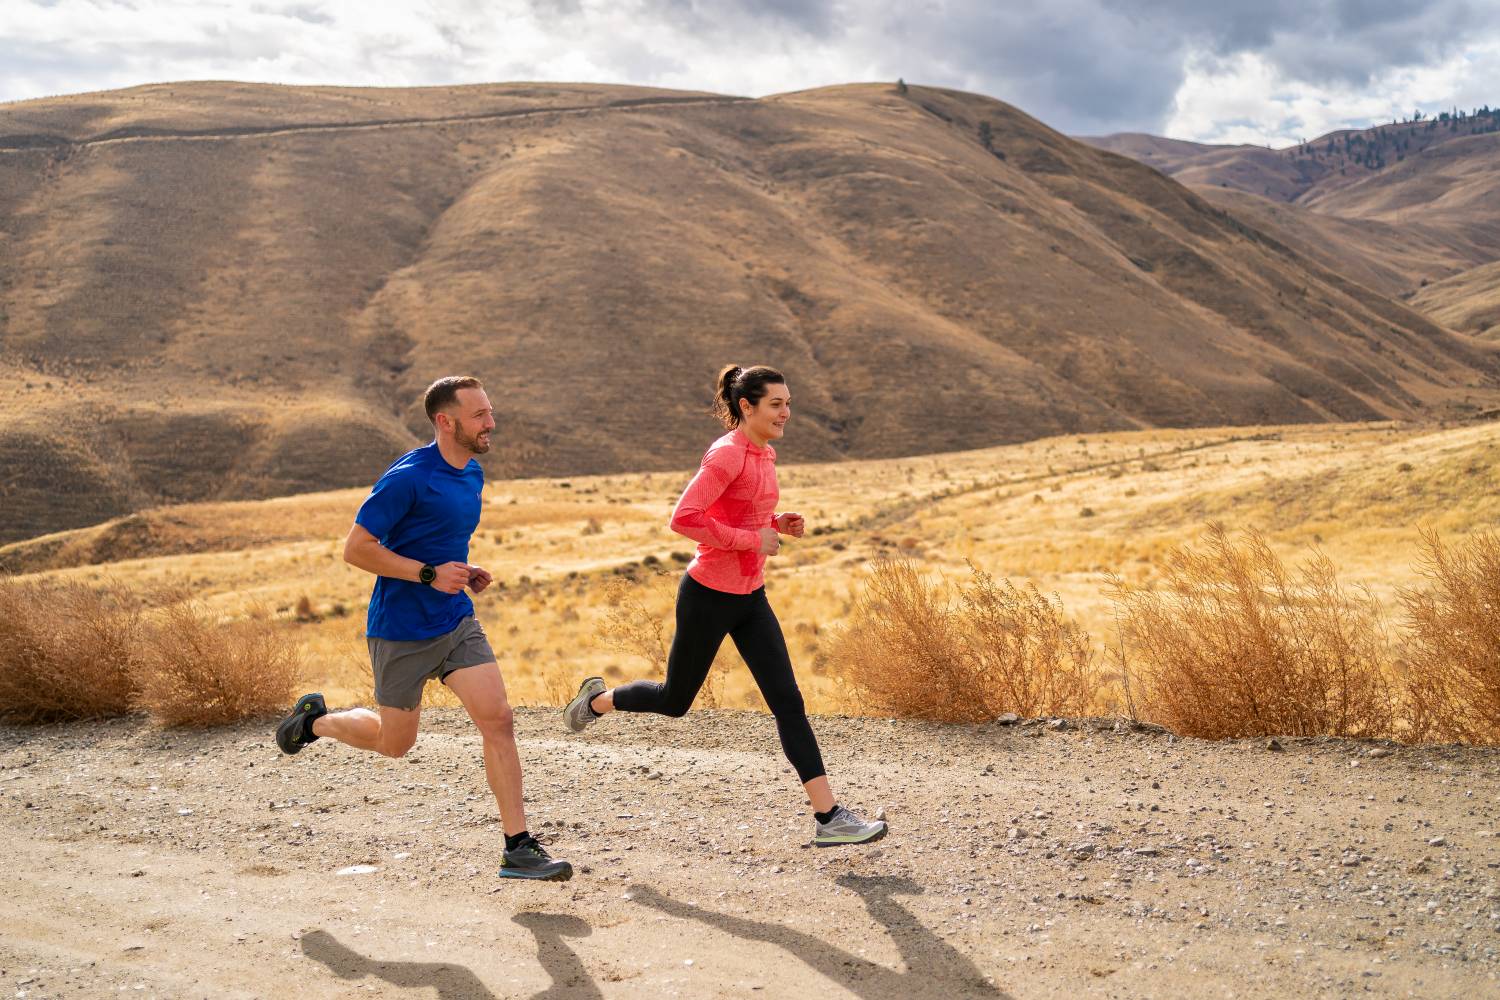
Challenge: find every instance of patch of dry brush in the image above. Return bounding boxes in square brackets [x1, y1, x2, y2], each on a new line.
[134, 600, 304, 727]
[0, 580, 142, 722]
[1398, 529, 1500, 743]
[0, 581, 301, 726]
[1107, 524, 1394, 740]
[830, 558, 1097, 723]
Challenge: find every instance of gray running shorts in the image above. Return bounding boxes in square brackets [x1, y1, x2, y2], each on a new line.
[367, 616, 496, 710]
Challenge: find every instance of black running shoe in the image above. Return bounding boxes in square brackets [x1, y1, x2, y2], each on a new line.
[499, 836, 574, 881]
[275, 692, 327, 755]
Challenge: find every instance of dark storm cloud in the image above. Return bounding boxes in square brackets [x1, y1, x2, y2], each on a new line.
[1100, 0, 1479, 86]
[2, 0, 1495, 138]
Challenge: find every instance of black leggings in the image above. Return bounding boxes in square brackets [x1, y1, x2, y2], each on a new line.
[612, 574, 827, 783]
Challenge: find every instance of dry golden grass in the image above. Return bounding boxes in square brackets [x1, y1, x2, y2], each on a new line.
[0, 579, 142, 722]
[8, 419, 1500, 741]
[830, 558, 1096, 723]
[1398, 529, 1500, 743]
[1108, 525, 1394, 740]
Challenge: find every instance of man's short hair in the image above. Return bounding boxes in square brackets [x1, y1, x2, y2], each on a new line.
[423, 376, 484, 423]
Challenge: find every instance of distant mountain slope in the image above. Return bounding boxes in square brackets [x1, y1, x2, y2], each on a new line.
[1085, 109, 1500, 206]
[1194, 187, 1492, 297]
[2, 81, 1497, 542]
[1410, 261, 1500, 338]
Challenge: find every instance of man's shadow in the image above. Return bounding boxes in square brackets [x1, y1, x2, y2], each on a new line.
[629, 875, 1010, 1000]
[302, 915, 600, 1000]
[513, 913, 603, 999]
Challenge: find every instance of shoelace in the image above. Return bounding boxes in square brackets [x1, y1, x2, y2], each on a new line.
[517, 838, 551, 858]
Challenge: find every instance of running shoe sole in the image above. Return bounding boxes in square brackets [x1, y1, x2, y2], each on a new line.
[275, 692, 326, 755]
[498, 863, 574, 881]
[814, 822, 889, 848]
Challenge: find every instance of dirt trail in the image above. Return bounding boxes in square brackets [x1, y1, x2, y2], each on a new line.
[2, 709, 1497, 998]
[0, 96, 747, 153]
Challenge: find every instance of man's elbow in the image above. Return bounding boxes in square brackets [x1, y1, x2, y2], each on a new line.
[342, 529, 363, 567]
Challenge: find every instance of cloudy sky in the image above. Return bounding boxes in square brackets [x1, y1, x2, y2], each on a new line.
[2, 0, 1497, 146]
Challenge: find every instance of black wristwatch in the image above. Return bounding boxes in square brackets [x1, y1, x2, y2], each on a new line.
[419, 564, 437, 586]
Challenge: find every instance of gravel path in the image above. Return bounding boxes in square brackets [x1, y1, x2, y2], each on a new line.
[2, 708, 1497, 998]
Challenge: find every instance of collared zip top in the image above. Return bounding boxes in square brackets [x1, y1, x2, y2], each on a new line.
[669, 428, 780, 594]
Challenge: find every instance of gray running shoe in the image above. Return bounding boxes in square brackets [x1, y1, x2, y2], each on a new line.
[499, 836, 573, 881]
[564, 676, 606, 733]
[813, 806, 888, 847]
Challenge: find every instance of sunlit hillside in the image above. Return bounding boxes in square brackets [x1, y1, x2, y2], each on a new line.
[6, 419, 1496, 715]
[5, 81, 1497, 543]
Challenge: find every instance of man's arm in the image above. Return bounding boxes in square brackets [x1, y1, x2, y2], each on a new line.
[343, 523, 470, 594]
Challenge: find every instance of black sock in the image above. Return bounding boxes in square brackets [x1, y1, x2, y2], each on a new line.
[814, 806, 839, 824]
[505, 830, 531, 851]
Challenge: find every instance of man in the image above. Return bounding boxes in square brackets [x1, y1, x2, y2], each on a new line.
[275, 375, 572, 881]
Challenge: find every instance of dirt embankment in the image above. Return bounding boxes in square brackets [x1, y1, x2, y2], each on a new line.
[1, 709, 1497, 998]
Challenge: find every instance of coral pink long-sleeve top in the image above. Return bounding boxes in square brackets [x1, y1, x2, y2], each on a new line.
[669, 428, 780, 594]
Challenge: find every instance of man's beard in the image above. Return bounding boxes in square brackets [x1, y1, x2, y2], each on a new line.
[453, 420, 491, 455]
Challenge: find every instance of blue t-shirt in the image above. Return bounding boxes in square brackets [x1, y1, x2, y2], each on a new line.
[355, 442, 484, 640]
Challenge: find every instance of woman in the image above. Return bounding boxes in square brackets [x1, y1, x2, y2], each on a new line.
[565, 365, 887, 847]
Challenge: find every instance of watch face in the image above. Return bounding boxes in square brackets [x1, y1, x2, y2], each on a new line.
[420, 565, 436, 584]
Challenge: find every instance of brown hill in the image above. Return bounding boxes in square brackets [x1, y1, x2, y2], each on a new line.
[1410, 261, 1500, 338]
[3, 81, 1499, 543]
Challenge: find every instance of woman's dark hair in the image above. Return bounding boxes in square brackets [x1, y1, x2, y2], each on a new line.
[711, 365, 785, 428]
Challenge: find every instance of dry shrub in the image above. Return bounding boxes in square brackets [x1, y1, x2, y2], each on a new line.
[1108, 524, 1393, 740]
[134, 600, 303, 726]
[596, 576, 669, 674]
[0, 579, 142, 722]
[829, 558, 1096, 723]
[1397, 529, 1500, 743]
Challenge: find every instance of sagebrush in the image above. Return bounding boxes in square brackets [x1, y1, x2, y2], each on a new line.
[1108, 524, 1394, 740]
[134, 600, 304, 727]
[0, 580, 301, 726]
[0, 580, 142, 722]
[1398, 528, 1500, 743]
[829, 558, 1097, 723]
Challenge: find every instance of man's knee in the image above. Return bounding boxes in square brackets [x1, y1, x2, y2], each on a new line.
[661, 700, 692, 719]
[473, 702, 516, 742]
[378, 733, 417, 759]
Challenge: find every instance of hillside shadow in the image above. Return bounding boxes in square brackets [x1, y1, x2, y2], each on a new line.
[627, 875, 1010, 999]
[301, 929, 498, 997]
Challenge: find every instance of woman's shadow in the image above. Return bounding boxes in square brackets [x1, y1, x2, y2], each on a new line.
[301, 913, 600, 999]
[628, 875, 1010, 999]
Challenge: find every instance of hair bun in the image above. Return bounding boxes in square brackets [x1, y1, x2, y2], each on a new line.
[726, 365, 744, 383]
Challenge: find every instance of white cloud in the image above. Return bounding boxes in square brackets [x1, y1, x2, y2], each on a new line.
[1166, 39, 1500, 147]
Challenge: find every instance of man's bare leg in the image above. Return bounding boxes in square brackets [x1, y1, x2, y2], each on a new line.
[443, 662, 528, 837]
[313, 705, 421, 758]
